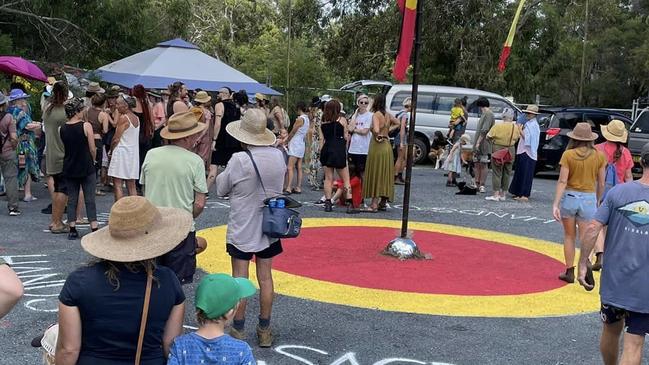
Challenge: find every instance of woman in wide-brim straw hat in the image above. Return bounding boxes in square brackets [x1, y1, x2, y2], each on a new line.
[590, 119, 634, 271]
[215, 108, 285, 347]
[551, 122, 607, 284]
[56, 196, 190, 365]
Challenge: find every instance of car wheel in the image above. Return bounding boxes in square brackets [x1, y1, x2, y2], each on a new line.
[413, 136, 429, 164]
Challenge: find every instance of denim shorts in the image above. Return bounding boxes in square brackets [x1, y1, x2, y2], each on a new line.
[560, 190, 597, 221]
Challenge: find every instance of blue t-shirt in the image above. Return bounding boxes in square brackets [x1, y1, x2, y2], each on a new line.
[594, 181, 649, 313]
[59, 262, 185, 365]
[167, 333, 255, 365]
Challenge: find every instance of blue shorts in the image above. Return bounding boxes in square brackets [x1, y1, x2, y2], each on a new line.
[560, 191, 597, 221]
[601, 303, 649, 336]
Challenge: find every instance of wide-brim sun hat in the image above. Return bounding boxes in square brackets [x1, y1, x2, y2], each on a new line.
[254, 92, 267, 101]
[8, 88, 29, 102]
[601, 119, 628, 143]
[86, 82, 105, 94]
[81, 196, 192, 262]
[194, 91, 211, 104]
[226, 108, 276, 146]
[522, 104, 540, 115]
[567, 122, 598, 141]
[160, 109, 207, 140]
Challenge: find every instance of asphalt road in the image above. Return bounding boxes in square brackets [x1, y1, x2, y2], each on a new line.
[1, 166, 647, 365]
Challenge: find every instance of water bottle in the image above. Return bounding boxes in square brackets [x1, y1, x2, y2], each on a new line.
[277, 198, 286, 209]
[269, 198, 277, 208]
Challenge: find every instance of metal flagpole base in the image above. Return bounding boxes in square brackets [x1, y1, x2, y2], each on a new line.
[383, 236, 428, 261]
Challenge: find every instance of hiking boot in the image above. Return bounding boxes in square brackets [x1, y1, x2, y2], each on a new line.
[256, 326, 273, 348]
[558, 267, 575, 283]
[229, 327, 246, 340]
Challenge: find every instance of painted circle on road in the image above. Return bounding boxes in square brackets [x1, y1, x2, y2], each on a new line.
[197, 218, 600, 317]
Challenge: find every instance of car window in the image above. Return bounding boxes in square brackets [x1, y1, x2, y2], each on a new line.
[584, 113, 610, 130]
[554, 112, 583, 129]
[487, 98, 507, 118]
[632, 111, 649, 133]
[389, 91, 435, 113]
[537, 113, 553, 128]
[435, 95, 462, 115]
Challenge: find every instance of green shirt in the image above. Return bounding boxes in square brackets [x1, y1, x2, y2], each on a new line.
[140, 145, 207, 231]
[43, 106, 67, 175]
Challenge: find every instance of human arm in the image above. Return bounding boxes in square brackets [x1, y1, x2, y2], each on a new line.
[272, 108, 283, 131]
[552, 164, 570, 221]
[338, 117, 350, 141]
[286, 116, 304, 143]
[596, 163, 606, 204]
[110, 115, 128, 152]
[99, 111, 110, 134]
[162, 303, 185, 358]
[577, 220, 604, 291]
[211, 103, 223, 151]
[55, 303, 82, 365]
[193, 192, 206, 218]
[215, 155, 238, 197]
[0, 264, 23, 318]
[318, 124, 324, 152]
[399, 114, 407, 147]
[84, 123, 97, 162]
[371, 113, 381, 135]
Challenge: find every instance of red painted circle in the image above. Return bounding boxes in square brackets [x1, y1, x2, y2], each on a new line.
[273, 226, 567, 296]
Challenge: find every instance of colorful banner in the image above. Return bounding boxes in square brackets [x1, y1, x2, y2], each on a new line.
[498, 0, 527, 73]
[393, 0, 417, 82]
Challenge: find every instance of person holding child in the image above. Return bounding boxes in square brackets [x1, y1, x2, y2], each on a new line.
[167, 274, 256, 364]
[447, 98, 467, 142]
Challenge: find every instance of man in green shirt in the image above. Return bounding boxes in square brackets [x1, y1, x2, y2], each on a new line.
[140, 109, 208, 284]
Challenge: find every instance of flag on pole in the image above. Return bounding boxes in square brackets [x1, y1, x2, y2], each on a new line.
[498, 0, 527, 73]
[393, 0, 417, 82]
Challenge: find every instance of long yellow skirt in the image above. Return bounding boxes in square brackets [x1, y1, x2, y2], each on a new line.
[362, 137, 394, 201]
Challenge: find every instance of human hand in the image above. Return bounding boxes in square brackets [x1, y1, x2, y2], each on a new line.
[577, 260, 595, 291]
[552, 205, 561, 221]
[211, 141, 216, 151]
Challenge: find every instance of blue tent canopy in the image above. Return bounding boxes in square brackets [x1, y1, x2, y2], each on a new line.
[96, 38, 280, 95]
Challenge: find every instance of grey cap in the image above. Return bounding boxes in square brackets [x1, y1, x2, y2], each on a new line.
[0, 92, 7, 105]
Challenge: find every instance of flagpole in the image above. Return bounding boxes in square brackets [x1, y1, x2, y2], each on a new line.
[386, 0, 424, 260]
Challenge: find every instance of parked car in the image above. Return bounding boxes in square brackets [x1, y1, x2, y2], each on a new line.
[629, 108, 649, 174]
[536, 107, 634, 173]
[340, 80, 521, 164]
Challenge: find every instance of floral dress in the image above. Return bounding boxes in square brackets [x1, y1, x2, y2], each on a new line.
[9, 105, 40, 187]
[306, 109, 323, 189]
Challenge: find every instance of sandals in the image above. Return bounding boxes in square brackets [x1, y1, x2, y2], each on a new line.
[360, 206, 378, 213]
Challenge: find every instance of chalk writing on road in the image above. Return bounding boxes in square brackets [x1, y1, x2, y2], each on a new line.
[1, 255, 65, 312]
[207, 200, 556, 224]
[257, 344, 455, 365]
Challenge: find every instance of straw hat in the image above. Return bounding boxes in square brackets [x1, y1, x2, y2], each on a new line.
[194, 90, 212, 104]
[601, 119, 628, 143]
[522, 104, 540, 115]
[567, 122, 598, 141]
[81, 196, 192, 262]
[254, 92, 268, 101]
[86, 82, 105, 94]
[226, 108, 276, 146]
[160, 110, 207, 140]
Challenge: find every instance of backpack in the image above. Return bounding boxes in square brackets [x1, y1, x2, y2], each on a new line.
[602, 162, 617, 201]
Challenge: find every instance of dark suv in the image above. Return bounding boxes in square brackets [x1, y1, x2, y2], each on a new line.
[536, 108, 633, 173]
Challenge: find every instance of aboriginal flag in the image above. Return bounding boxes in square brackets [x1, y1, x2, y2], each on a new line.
[498, 0, 526, 73]
[393, 0, 417, 82]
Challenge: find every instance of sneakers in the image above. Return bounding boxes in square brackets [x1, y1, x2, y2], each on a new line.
[256, 326, 273, 348]
[324, 199, 333, 212]
[485, 195, 500, 201]
[558, 267, 575, 283]
[8, 208, 21, 216]
[23, 195, 37, 202]
[478, 186, 486, 193]
[229, 327, 246, 340]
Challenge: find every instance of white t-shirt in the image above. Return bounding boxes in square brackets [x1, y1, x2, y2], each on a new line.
[348, 111, 373, 155]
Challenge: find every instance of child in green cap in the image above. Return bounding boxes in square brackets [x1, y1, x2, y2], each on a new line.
[167, 273, 257, 365]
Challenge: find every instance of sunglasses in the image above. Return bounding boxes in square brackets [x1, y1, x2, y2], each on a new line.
[358, 101, 369, 105]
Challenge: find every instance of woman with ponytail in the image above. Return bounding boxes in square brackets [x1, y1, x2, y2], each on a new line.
[591, 119, 634, 270]
[131, 85, 154, 180]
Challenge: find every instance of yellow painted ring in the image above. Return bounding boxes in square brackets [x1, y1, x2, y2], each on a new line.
[197, 218, 600, 318]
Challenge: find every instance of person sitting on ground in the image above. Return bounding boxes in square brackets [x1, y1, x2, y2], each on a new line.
[167, 274, 256, 365]
[428, 131, 447, 169]
[333, 162, 363, 209]
[55, 196, 188, 365]
[0, 257, 23, 319]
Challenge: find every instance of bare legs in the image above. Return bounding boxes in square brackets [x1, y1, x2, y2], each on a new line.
[112, 178, 137, 201]
[207, 164, 218, 192]
[600, 320, 645, 365]
[285, 157, 303, 193]
[561, 217, 577, 270]
[231, 257, 274, 323]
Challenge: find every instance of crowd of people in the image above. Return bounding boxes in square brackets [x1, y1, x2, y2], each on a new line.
[0, 77, 648, 365]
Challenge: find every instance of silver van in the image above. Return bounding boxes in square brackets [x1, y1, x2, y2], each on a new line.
[341, 81, 521, 164]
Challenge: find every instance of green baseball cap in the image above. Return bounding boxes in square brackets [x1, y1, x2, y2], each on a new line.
[195, 274, 257, 319]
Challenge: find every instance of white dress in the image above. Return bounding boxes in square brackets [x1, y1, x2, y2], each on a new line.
[108, 114, 140, 179]
[288, 114, 310, 158]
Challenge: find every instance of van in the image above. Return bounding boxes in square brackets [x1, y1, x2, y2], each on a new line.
[340, 81, 521, 164]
